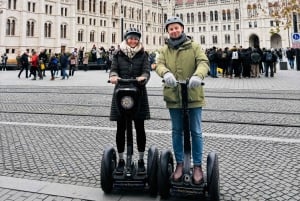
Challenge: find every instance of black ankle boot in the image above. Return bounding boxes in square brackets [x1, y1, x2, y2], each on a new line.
[116, 159, 125, 173]
[137, 159, 146, 173]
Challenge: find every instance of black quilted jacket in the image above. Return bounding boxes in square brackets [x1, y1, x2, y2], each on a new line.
[109, 49, 150, 121]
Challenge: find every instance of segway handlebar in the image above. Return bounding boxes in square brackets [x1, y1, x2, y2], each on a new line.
[162, 79, 205, 86]
[107, 78, 143, 84]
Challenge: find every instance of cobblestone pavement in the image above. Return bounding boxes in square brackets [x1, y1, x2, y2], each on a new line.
[0, 70, 299, 201]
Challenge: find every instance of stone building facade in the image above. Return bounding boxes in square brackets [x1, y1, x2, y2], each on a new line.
[0, 0, 298, 58]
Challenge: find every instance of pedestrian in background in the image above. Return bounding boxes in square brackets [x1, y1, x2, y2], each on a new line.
[18, 51, 29, 79]
[69, 48, 77, 76]
[1, 53, 8, 71]
[60, 52, 69, 79]
[49, 54, 58, 80]
[91, 44, 97, 62]
[30, 51, 39, 80]
[39, 49, 48, 77]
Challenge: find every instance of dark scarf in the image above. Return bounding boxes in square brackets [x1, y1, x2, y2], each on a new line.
[167, 33, 188, 49]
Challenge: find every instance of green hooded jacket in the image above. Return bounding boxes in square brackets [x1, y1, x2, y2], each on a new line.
[156, 39, 209, 108]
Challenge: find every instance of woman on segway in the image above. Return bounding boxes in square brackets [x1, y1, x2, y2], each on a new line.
[155, 17, 209, 185]
[109, 28, 150, 174]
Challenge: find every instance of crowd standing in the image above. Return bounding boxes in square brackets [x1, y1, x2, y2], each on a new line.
[13, 45, 119, 80]
[206, 45, 296, 79]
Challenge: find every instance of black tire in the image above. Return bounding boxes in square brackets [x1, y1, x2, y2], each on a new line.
[207, 152, 220, 201]
[100, 146, 117, 193]
[147, 145, 159, 196]
[158, 149, 174, 199]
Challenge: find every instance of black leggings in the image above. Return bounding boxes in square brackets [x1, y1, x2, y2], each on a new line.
[116, 118, 146, 153]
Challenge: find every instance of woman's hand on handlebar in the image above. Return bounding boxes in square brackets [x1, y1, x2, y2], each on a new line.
[109, 76, 120, 84]
[136, 76, 147, 85]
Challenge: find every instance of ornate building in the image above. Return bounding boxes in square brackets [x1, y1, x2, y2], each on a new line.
[0, 0, 298, 58]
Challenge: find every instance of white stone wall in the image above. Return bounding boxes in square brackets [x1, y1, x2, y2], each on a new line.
[0, 0, 292, 60]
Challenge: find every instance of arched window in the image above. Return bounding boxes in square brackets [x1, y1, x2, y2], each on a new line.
[6, 18, 16, 36]
[210, 11, 213, 21]
[90, 31, 95, 42]
[78, 30, 83, 41]
[191, 13, 194, 23]
[60, 24, 67, 38]
[200, 35, 205, 44]
[8, 0, 17, 9]
[225, 34, 230, 44]
[212, 35, 218, 44]
[112, 32, 116, 43]
[100, 31, 105, 43]
[202, 12, 206, 22]
[214, 10, 218, 21]
[26, 20, 35, 37]
[235, 8, 239, 20]
[187, 13, 190, 23]
[103, 1, 107, 14]
[198, 12, 201, 23]
[222, 10, 226, 21]
[227, 9, 231, 21]
[44, 22, 52, 38]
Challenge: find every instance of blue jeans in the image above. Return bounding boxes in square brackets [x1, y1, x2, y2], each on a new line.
[288, 59, 295, 69]
[210, 62, 217, 77]
[169, 107, 203, 166]
[61, 66, 68, 78]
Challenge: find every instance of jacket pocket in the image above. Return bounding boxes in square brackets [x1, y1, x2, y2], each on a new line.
[188, 87, 204, 102]
[163, 86, 179, 103]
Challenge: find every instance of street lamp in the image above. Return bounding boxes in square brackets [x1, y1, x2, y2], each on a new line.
[120, 0, 124, 41]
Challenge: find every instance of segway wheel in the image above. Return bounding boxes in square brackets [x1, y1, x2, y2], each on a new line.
[207, 152, 220, 201]
[100, 146, 117, 193]
[158, 149, 174, 199]
[147, 145, 159, 196]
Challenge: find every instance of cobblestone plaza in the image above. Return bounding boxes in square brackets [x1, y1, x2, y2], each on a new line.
[0, 69, 300, 200]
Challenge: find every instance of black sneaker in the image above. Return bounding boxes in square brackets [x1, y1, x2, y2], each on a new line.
[116, 159, 125, 173]
[137, 159, 146, 174]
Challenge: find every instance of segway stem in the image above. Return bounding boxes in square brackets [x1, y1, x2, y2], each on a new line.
[126, 119, 133, 172]
[179, 81, 192, 175]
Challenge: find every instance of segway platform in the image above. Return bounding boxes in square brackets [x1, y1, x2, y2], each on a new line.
[101, 78, 158, 196]
[157, 80, 220, 200]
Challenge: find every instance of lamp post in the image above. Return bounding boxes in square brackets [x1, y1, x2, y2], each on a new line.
[120, 0, 124, 41]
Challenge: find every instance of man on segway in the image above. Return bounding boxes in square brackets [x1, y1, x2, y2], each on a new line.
[155, 16, 210, 185]
[109, 27, 151, 175]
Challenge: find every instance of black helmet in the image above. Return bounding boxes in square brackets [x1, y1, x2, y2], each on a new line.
[164, 16, 184, 30]
[124, 27, 141, 40]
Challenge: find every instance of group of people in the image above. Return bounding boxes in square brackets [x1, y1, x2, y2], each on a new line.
[207, 46, 296, 79]
[91, 44, 118, 72]
[109, 17, 209, 184]
[17, 49, 85, 80]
